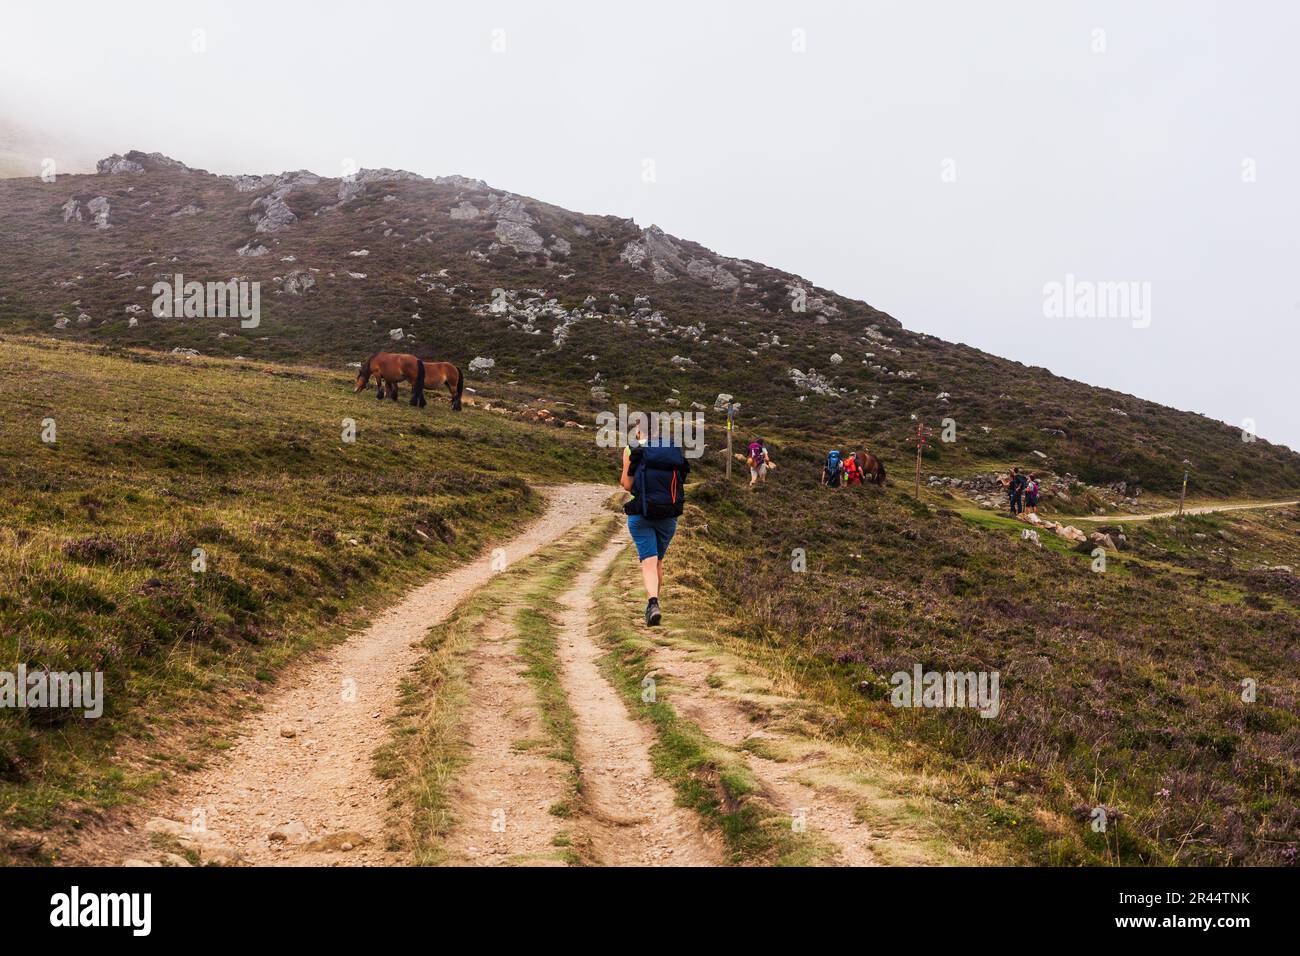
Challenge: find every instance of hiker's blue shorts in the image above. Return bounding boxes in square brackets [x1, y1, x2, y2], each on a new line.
[627, 514, 677, 562]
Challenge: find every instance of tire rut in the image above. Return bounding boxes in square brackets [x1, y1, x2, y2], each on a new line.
[555, 535, 724, 866]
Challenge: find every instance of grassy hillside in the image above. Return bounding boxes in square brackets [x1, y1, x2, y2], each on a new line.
[673, 457, 1300, 865]
[0, 152, 1296, 499]
[0, 336, 603, 851]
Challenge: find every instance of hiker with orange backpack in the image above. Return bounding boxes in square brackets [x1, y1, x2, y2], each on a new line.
[842, 451, 864, 486]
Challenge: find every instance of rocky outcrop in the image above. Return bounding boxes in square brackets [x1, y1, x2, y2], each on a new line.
[60, 196, 110, 228]
[96, 154, 144, 174]
[495, 219, 545, 253]
[621, 225, 740, 288]
[789, 367, 838, 397]
[97, 151, 192, 175]
[250, 171, 319, 233]
[282, 270, 315, 295]
[86, 196, 111, 229]
[433, 174, 488, 190]
[620, 225, 686, 283]
[338, 167, 423, 203]
[686, 257, 739, 290]
[485, 195, 545, 254]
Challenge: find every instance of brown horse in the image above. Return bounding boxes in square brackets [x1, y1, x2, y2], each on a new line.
[353, 352, 464, 410]
[856, 450, 887, 486]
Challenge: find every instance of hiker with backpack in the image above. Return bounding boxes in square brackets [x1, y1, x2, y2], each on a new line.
[821, 449, 844, 488]
[1024, 474, 1040, 516]
[747, 438, 772, 487]
[1005, 467, 1027, 516]
[842, 451, 863, 486]
[620, 424, 689, 627]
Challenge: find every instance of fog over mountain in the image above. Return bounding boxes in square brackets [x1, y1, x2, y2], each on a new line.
[2, 0, 1297, 446]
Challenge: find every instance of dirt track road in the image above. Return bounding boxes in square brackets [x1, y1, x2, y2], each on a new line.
[1074, 499, 1298, 522]
[92, 484, 611, 867]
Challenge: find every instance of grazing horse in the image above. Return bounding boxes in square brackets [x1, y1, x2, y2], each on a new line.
[353, 352, 464, 410]
[856, 450, 887, 486]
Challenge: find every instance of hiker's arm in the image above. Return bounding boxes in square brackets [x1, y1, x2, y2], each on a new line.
[619, 448, 634, 492]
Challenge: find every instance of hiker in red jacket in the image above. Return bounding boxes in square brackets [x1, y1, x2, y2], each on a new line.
[843, 452, 864, 486]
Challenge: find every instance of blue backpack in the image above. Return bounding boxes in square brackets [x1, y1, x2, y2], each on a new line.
[825, 450, 843, 487]
[632, 441, 688, 518]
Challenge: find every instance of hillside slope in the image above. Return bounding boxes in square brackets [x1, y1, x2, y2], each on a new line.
[0, 150, 1297, 498]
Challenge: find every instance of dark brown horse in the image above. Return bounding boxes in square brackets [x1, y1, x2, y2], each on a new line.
[353, 352, 464, 410]
[856, 450, 887, 486]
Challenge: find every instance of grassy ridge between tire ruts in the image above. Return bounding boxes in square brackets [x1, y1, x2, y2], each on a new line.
[378, 512, 617, 865]
[0, 337, 605, 859]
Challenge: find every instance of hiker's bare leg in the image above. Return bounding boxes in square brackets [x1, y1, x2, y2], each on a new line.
[640, 556, 660, 600]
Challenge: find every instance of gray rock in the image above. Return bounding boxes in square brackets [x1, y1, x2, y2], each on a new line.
[282, 271, 315, 295]
[338, 167, 423, 202]
[86, 196, 111, 229]
[495, 218, 544, 253]
[96, 154, 144, 174]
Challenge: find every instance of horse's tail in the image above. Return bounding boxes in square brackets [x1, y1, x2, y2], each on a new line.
[412, 357, 426, 407]
[452, 363, 464, 411]
[877, 460, 887, 486]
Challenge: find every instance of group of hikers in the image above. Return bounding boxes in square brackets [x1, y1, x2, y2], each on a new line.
[819, 449, 886, 488]
[1002, 467, 1041, 516]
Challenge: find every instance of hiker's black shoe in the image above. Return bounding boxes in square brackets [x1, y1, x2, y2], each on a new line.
[645, 598, 662, 627]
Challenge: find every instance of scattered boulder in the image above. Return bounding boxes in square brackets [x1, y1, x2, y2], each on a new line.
[86, 196, 111, 229]
[282, 271, 315, 295]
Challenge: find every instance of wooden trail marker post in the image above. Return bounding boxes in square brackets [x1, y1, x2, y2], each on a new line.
[912, 422, 929, 499]
[725, 403, 735, 481]
[1177, 469, 1189, 517]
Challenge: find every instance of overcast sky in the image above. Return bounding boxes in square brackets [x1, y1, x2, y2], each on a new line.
[3, 0, 1296, 449]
